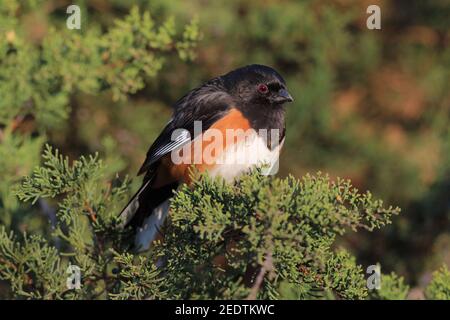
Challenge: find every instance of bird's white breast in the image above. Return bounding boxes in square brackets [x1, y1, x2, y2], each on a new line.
[209, 130, 283, 180]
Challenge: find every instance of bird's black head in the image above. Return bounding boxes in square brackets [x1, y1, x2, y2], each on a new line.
[222, 64, 293, 106]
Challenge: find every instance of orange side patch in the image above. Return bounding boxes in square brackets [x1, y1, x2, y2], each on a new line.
[152, 108, 252, 188]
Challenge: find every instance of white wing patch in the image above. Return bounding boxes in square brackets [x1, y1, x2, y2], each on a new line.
[151, 129, 191, 160]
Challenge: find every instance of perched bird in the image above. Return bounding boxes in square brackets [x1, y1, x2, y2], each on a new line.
[119, 64, 293, 251]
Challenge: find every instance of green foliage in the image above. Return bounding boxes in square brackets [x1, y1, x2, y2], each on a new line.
[0, 227, 66, 299]
[0, 146, 403, 299]
[323, 250, 368, 300]
[110, 252, 167, 300]
[0, 136, 447, 300]
[0, 126, 44, 225]
[370, 272, 410, 300]
[425, 265, 450, 300]
[0, 3, 200, 128]
[4, 145, 132, 299]
[153, 170, 399, 299]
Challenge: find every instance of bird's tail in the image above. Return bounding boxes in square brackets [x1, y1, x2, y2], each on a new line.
[118, 180, 152, 229]
[118, 179, 178, 251]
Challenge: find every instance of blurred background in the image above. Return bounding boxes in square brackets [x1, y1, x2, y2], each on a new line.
[1, 0, 449, 296]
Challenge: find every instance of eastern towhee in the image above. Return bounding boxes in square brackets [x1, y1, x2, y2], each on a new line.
[119, 64, 293, 250]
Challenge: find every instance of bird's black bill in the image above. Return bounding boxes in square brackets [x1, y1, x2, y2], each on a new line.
[275, 88, 294, 103]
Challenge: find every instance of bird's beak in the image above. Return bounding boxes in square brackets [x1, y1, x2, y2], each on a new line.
[275, 88, 294, 104]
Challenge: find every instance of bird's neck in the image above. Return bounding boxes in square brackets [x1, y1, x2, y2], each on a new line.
[240, 103, 286, 132]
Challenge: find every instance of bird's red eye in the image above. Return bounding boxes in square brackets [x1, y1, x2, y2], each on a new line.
[258, 84, 268, 94]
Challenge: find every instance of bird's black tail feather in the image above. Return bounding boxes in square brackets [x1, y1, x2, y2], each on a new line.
[118, 179, 178, 231]
[118, 179, 152, 229]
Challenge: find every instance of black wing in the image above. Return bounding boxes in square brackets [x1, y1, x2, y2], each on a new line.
[137, 78, 234, 175]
